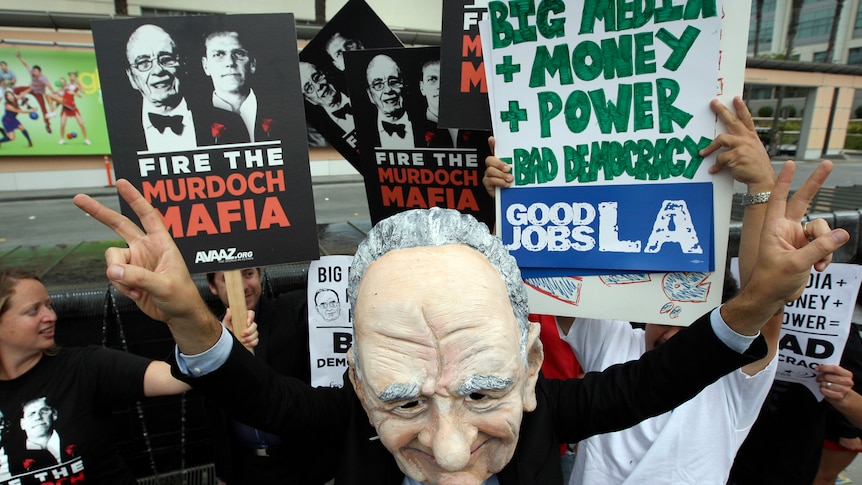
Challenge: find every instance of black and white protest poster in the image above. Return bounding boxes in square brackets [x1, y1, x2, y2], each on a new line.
[344, 46, 495, 228]
[298, 0, 403, 171]
[307, 255, 353, 388]
[733, 258, 862, 400]
[92, 14, 319, 274]
[439, 0, 493, 130]
[479, 0, 748, 325]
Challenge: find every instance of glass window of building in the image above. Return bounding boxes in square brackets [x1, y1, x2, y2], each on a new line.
[797, 6, 837, 44]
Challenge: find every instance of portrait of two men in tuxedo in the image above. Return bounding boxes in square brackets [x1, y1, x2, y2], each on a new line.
[297, 0, 403, 171]
[94, 15, 296, 154]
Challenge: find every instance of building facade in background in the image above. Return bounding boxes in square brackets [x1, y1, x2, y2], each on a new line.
[748, 0, 862, 64]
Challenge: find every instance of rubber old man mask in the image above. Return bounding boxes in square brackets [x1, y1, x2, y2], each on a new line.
[346, 208, 544, 484]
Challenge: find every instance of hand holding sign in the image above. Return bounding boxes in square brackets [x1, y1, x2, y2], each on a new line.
[703, 96, 775, 194]
[223, 270, 255, 354]
[817, 364, 854, 402]
[222, 306, 259, 352]
[73, 179, 224, 355]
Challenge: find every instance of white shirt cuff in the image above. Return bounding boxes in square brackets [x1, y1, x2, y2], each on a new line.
[175, 326, 233, 376]
[710, 305, 759, 353]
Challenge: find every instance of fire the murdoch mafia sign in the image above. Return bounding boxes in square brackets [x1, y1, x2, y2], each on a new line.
[92, 14, 319, 274]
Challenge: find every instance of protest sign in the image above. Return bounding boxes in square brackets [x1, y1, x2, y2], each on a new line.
[344, 46, 495, 227]
[732, 258, 862, 400]
[307, 255, 353, 388]
[0, 48, 109, 156]
[480, 0, 746, 324]
[92, 14, 319, 275]
[483, 0, 720, 273]
[299, 0, 403, 171]
[439, 0, 493, 130]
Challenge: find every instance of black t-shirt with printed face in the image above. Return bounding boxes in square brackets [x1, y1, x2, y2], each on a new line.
[0, 347, 149, 484]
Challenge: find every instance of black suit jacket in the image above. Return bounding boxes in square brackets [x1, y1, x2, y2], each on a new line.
[206, 290, 330, 484]
[251, 90, 285, 142]
[420, 117, 488, 149]
[198, 90, 286, 145]
[179, 310, 765, 484]
[198, 106, 249, 146]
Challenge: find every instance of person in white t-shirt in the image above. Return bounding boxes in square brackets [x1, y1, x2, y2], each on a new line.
[484, 97, 782, 484]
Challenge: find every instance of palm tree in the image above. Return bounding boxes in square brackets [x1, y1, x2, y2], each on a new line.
[824, 0, 846, 63]
[315, 0, 326, 24]
[769, 0, 804, 155]
[753, 0, 764, 56]
[785, 0, 804, 57]
[114, 0, 127, 15]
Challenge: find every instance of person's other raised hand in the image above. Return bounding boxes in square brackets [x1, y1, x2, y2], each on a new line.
[73, 179, 221, 353]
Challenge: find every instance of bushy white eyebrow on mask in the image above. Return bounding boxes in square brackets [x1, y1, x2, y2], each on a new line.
[376, 375, 514, 403]
[458, 375, 513, 395]
[379, 382, 420, 403]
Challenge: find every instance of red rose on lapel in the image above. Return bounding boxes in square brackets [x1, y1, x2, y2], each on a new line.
[262, 118, 274, 137]
[425, 131, 435, 144]
[211, 122, 226, 143]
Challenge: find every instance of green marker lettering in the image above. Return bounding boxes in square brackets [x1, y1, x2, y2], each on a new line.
[684, 0, 717, 20]
[530, 44, 574, 88]
[629, 0, 655, 29]
[580, 0, 615, 34]
[564, 90, 592, 134]
[537, 91, 563, 137]
[513, 148, 533, 185]
[682, 136, 712, 179]
[632, 81, 654, 131]
[564, 144, 590, 182]
[600, 34, 634, 80]
[539, 147, 560, 183]
[654, 0, 682, 22]
[633, 139, 655, 179]
[656, 26, 700, 71]
[572, 40, 603, 81]
[513, 146, 558, 185]
[588, 85, 632, 134]
[617, 0, 654, 31]
[537, 0, 567, 38]
[510, 0, 538, 44]
[656, 78, 692, 133]
[589, 141, 611, 180]
[634, 32, 656, 74]
[489, 1, 515, 48]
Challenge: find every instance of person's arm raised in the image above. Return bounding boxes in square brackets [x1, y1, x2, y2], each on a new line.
[701, 96, 781, 375]
[721, 160, 849, 336]
[73, 179, 223, 355]
[702, 96, 776, 288]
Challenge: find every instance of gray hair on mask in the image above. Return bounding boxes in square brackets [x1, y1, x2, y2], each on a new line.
[347, 208, 531, 378]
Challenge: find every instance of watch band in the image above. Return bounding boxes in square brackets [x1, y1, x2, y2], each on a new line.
[741, 191, 771, 206]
